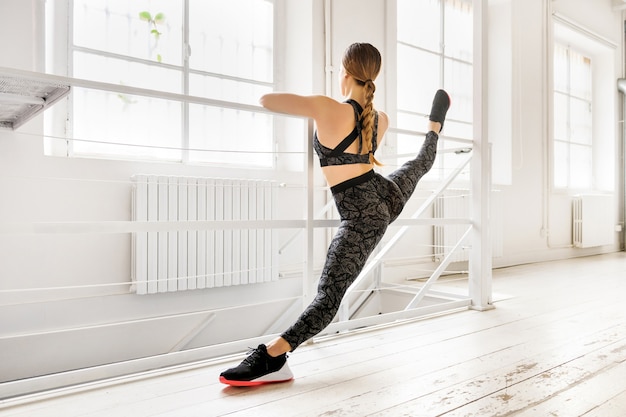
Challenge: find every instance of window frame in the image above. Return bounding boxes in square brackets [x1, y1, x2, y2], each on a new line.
[550, 16, 617, 194]
[48, 0, 279, 167]
[552, 42, 593, 191]
[392, 0, 474, 183]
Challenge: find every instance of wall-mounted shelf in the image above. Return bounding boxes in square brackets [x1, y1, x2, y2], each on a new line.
[0, 69, 70, 131]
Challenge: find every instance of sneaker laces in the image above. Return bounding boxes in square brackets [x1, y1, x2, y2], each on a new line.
[241, 345, 288, 368]
[241, 346, 264, 367]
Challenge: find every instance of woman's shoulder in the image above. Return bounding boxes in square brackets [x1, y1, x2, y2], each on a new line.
[313, 96, 355, 122]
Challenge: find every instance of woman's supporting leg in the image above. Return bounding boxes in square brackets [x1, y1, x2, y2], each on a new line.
[220, 212, 388, 386]
[280, 210, 389, 350]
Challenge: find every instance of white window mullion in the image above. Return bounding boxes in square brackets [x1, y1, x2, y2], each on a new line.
[440, 0, 446, 86]
[66, 0, 76, 158]
[182, 0, 190, 164]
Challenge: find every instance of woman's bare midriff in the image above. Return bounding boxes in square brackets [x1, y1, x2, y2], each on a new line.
[321, 162, 374, 188]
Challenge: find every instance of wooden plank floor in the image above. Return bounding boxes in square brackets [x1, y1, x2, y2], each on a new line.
[1, 252, 625, 417]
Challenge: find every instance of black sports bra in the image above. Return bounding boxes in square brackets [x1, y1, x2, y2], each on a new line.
[313, 99, 378, 167]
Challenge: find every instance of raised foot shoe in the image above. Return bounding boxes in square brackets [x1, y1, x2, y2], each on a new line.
[219, 344, 294, 387]
[429, 89, 451, 131]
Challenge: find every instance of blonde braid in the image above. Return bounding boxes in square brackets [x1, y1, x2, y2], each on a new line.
[361, 80, 383, 166]
[341, 43, 383, 166]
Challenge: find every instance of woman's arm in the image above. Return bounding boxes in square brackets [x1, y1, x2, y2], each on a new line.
[259, 93, 336, 120]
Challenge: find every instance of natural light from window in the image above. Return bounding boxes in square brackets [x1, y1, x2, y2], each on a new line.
[53, 0, 275, 167]
[553, 43, 593, 190]
[396, 0, 473, 181]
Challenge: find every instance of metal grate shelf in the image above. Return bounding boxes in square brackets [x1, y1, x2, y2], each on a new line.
[0, 70, 70, 130]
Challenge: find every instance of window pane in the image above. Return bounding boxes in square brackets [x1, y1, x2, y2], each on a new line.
[397, 112, 425, 132]
[73, 52, 182, 93]
[570, 97, 592, 145]
[397, 46, 440, 115]
[444, 58, 472, 125]
[189, 75, 271, 106]
[72, 88, 182, 160]
[397, 0, 441, 52]
[395, 131, 419, 157]
[552, 42, 593, 190]
[553, 92, 568, 141]
[553, 44, 568, 93]
[439, 120, 472, 140]
[188, 106, 272, 166]
[189, 0, 273, 83]
[569, 50, 592, 100]
[569, 144, 592, 189]
[444, 0, 473, 61]
[553, 140, 569, 188]
[73, 0, 183, 66]
[186, 0, 274, 168]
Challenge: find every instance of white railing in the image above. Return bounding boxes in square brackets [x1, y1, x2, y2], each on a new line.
[0, 66, 491, 398]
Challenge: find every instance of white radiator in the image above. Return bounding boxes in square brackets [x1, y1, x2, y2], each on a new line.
[433, 189, 503, 262]
[572, 194, 615, 248]
[132, 175, 278, 294]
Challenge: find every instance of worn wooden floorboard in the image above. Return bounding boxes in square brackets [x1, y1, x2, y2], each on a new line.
[1, 252, 624, 417]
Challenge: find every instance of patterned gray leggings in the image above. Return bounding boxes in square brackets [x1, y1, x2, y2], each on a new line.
[281, 131, 439, 350]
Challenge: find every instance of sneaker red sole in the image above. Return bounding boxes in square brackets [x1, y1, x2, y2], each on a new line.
[219, 375, 293, 387]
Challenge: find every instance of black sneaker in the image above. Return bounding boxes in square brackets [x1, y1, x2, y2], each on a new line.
[429, 89, 451, 131]
[219, 344, 294, 386]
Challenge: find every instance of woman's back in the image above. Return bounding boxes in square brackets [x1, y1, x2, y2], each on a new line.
[259, 93, 388, 187]
[314, 99, 388, 186]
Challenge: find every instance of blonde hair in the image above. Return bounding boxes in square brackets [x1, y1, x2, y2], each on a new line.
[342, 43, 383, 166]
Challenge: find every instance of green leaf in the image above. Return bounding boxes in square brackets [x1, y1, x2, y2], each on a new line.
[117, 94, 137, 105]
[154, 13, 165, 24]
[139, 11, 152, 21]
[156, 54, 162, 63]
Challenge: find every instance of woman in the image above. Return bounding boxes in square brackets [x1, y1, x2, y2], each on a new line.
[220, 42, 450, 386]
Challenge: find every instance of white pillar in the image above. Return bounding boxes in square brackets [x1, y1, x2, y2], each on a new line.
[469, 0, 494, 311]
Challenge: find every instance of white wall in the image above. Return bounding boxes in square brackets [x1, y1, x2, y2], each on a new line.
[0, 0, 623, 397]
[489, 0, 623, 266]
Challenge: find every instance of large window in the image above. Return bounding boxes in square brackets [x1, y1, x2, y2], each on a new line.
[396, 0, 473, 178]
[551, 19, 616, 193]
[50, 0, 275, 166]
[553, 43, 592, 189]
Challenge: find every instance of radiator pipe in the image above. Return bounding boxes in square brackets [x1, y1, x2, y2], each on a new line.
[619, 78, 626, 249]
